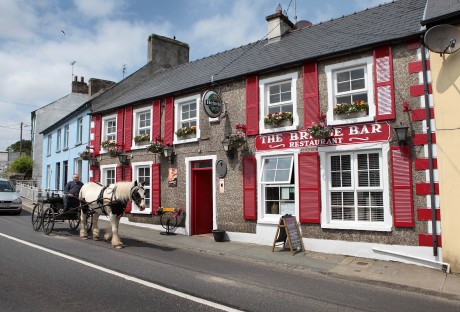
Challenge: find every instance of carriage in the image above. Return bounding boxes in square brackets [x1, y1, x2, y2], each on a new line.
[31, 190, 93, 235]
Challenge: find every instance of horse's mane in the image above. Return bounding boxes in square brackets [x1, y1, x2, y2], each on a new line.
[113, 182, 133, 200]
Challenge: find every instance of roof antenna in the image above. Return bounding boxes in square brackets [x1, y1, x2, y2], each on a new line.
[122, 64, 127, 79]
[294, 0, 298, 24]
[70, 61, 76, 81]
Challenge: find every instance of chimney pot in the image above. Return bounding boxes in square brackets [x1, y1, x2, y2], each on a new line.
[80, 76, 84, 82]
[74, 76, 78, 82]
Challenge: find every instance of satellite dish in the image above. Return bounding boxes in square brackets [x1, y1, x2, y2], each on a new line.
[424, 24, 460, 55]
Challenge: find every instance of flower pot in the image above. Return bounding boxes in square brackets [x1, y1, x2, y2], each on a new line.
[265, 120, 293, 129]
[148, 147, 162, 154]
[335, 111, 367, 120]
[212, 229, 226, 242]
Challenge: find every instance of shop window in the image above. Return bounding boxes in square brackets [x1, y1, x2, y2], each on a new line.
[325, 57, 375, 125]
[259, 72, 298, 134]
[133, 162, 152, 213]
[319, 143, 391, 231]
[260, 155, 295, 218]
[174, 95, 200, 143]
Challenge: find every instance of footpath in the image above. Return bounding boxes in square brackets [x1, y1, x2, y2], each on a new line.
[22, 198, 460, 301]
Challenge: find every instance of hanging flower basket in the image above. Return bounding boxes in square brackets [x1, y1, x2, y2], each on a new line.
[306, 112, 333, 139]
[147, 141, 164, 154]
[79, 149, 92, 160]
[107, 147, 121, 158]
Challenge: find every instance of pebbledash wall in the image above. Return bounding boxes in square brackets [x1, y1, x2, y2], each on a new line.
[85, 2, 446, 268]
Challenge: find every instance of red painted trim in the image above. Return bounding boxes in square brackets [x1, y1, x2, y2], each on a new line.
[418, 234, 442, 247]
[416, 183, 439, 195]
[391, 145, 414, 227]
[163, 97, 174, 145]
[413, 133, 436, 145]
[408, 60, 430, 74]
[411, 108, 434, 121]
[417, 208, 441, 221]
[410, 84, 432, 97]
[303, 62, 319, 125]
[245, 76, 259, 136]
[414, 158, 438, 170]
[123, 106, 133, 151]
[151, 164, 161, 215]
[93, 115, 102, 155]
[406, 40, 421, 50]
[116, 108, 124, 151]
[152, 100, 161, 142]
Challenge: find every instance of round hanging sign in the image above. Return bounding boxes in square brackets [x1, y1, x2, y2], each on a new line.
[216, 160, 227, 178]
[202, 90, 223, 118]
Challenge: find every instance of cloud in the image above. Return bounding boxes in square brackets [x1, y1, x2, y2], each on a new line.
[73, 0, 125, 19]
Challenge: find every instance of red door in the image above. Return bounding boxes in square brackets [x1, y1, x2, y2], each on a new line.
[191, 162, 213, 235]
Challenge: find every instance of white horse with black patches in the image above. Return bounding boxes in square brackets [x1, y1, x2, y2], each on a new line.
[79, 181, 146, 248]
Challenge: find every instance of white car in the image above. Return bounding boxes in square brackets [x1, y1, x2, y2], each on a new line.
[0, 178, 22, 214]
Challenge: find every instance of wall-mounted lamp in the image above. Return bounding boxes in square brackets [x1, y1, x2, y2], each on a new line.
[393, 123, 409, 146]
[89, 156, 99, 167]
[118, 153, 130, 166]
[162, 144, 176, 164]
[221, 136, 235, 159]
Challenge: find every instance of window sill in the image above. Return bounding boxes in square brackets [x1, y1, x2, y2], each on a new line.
[74, 142, 82, 147]
[260, 124, 297, 135]
[321, 221, 391, 232]
[173, 137, 199, 145]
[329, 115, 374, 126]
[258, 216, 287, 225]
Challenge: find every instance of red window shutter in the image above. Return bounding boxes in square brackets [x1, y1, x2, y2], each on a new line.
[93, 115, 102, 155]
[245, 76, 259, 136]
[116, 166, 123, 182]
[242, 156, 257, 220]
[374, 45, 395, 120]
[391, 145, 414, 227]
[123, 106, 133, 151]
[123, 166, 132, 213]
[116, 108, 124, 151]
[163, 97, 174, 145]
[151, 163, 161, 214]
[92, 167, 100, 183]
[298, 152, 320, 223]
[123, 166, 132, 182]
[152, 100, 161, 142]
[303, 62, 319, 126]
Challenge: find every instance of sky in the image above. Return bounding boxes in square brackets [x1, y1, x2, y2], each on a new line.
[0, 0, 391, 151]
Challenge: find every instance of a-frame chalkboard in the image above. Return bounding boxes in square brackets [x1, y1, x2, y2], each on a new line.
[272, 215, 305, 255]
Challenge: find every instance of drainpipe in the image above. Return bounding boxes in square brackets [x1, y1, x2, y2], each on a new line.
[420, 36, 438, 257]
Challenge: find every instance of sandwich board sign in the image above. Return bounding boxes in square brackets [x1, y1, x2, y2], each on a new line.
[272, 215, 305, 255]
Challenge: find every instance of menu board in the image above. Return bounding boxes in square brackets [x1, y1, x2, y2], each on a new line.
[272, 215, 305, 255]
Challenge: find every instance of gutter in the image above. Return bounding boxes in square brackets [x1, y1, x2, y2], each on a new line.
[420, 35, 438, 257]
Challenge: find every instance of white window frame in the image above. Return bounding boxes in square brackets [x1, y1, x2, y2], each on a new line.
[259, 72, 298, 134]
[63, 124, 69, 150]
[174, 94, 200, 144]
[256, 149, 299, 224]
[132, 161, 153, 214]
[56, 129, 61, 152]
[319, 142, 391, 231]
[47, 135, 52, 156]
[74, 159, 83, 183]
[132, 107, 152, 149]
[100, 164, 116, 186]
[325, 57, 375, 126]
[46, 165, 51, 189]
[76, 117, 83, 145]
[101, 114, 117, 152]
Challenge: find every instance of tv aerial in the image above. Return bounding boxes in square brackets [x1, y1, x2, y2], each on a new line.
[424, 24, 460, 57]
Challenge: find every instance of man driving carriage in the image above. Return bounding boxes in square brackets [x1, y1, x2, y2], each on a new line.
[63, 174, 83, 212]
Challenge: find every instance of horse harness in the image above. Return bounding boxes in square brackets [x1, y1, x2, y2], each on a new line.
[96, 184, 143, 216]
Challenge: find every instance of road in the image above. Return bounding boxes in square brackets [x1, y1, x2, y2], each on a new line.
[1, 210, 459, 312]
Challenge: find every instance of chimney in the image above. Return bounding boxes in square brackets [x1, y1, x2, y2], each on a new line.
[88, 78, 116, 96]
[147, 34, 189, 71]
[71, 76, 89, 94]
[266, 4, 294, 41]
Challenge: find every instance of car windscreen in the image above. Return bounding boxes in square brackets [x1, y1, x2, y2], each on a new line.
[0, 181, 14, 192]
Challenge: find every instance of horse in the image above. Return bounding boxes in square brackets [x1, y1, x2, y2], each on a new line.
[78, 181, 146, 248]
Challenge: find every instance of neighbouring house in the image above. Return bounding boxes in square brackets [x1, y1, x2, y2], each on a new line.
[421, 0, 460, 272]
[85, 0, 457, 270]
[38, 77, 115, 191]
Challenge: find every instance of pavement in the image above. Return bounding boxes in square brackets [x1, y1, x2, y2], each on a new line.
[22, 198, 460, 301]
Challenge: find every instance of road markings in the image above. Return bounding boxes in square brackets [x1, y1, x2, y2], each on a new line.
[0, 232, 242, 312]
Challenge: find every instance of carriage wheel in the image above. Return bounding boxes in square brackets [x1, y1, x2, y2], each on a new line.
[31, 203, 44, 231]
[160, 212, 178, 235]
[42, 207, 55, 235]
[68, 213, 80, 230]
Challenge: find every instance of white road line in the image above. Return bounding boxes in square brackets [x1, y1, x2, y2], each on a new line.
[0, 232, 242, 312]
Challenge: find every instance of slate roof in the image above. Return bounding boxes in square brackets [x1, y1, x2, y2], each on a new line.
[92, 0, 427, 115]
[422, 0, 460, 25]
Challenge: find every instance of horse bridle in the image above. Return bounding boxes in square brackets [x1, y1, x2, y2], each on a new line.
[130, 185, 144, 207]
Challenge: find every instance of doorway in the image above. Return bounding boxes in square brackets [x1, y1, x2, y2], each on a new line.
[190, 160, 213, 235]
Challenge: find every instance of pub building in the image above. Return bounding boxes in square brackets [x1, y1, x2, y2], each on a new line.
[88, 0, 440, 266]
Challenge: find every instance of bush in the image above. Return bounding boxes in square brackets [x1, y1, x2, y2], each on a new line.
[4, 156, 33, 179]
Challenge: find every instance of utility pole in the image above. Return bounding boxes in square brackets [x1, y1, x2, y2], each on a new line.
[20, 122, 23, 156]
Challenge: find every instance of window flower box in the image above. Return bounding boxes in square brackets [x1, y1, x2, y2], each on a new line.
[176, 126, 197, 139]
[333, 100, 369, 120]
[101, 140, 117, 149]
[134, 134, 150, 144]
[264, 112, 293, 127]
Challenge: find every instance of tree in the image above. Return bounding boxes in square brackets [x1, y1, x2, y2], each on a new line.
[2, 156, 33, 179]
[6, 140, 32, 155]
